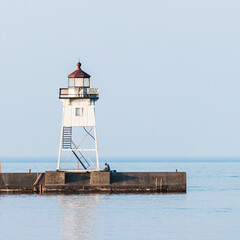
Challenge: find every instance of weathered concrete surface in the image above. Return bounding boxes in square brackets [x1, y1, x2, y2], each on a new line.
[90, 172, 110, 185]
[0, 171, 186, 193]
[45, 171, 65, 185]
[0, 173, 42, 186]
[110, 172, 186, 192]
[0, 173, 44, 193]
[65, 172, 90, 185]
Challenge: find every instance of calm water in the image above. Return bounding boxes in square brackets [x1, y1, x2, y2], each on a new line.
[0, 158, 239, 240]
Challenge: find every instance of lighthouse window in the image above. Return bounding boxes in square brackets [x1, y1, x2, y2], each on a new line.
[69, 78, 75, 87]
[75, 108, 83, 116]
[83, 78, 90, 87]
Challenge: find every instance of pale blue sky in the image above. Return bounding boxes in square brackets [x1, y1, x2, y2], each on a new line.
[0, 0, 240, 158]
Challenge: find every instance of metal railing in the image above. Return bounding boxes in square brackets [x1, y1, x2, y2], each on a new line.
[59, 88, 99, 99]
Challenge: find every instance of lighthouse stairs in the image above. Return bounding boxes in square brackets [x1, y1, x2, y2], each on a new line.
[62, 127, 90, 169]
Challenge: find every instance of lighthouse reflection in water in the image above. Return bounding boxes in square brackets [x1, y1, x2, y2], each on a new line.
[59, 194, 99, 240]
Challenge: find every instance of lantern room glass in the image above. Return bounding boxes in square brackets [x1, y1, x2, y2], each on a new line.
[68, 78, 75, 87]
[84, 78, 90, 87]
[75, 78, 84, 87]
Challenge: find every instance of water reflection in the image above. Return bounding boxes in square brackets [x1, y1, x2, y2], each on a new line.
[58, 194, 99, 240]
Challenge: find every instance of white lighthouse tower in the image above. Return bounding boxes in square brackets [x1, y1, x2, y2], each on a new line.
[57, 62, 100, 172]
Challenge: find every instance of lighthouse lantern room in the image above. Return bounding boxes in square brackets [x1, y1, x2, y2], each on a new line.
[57, 62, 100, 172]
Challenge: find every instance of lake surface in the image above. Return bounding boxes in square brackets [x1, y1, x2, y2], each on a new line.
[0, 158, 239, 240]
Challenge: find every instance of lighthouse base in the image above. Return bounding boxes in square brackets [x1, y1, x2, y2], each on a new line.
[56, 169, 101, 173]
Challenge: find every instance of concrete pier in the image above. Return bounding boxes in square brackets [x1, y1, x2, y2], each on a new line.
[0, 171, 186, 194]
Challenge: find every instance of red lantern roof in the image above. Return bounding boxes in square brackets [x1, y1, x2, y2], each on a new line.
[68, 62, 91, 78]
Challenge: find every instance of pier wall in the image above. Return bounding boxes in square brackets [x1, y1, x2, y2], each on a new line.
[0, 173, 45, 193]
[0, 171, 186, 193]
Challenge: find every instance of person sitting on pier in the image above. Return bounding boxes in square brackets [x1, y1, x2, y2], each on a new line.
[104, 163, 110, 171]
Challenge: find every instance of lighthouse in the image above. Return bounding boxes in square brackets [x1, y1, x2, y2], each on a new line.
[57, 62, 100, 171]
